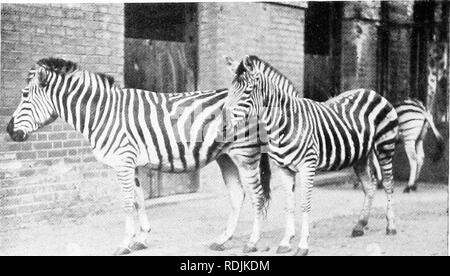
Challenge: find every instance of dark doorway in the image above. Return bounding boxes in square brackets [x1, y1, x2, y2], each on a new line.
[124, 3, 198, 94]
[304, 2, 342, 101]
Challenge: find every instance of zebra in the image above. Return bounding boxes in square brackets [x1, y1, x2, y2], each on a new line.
[222, 55, 399, 256]
[371, 98, 445, 193]
[6, 57, 272, 255]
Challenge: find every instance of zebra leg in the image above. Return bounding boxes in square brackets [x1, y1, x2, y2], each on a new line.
[237, 156, 265, 253]
[113, 168, 139, 256]
[210, 155, 244, 251]
[377, 154, 397, 235]
[412, 140, 425, 192]
[352, 158, 376, 237]
[277, 168, 296, 254]
[372, 152, 384, 190]
[129, 178, 152, 251]
[295, 164, 316, 256]
[404, 141, 418, 193]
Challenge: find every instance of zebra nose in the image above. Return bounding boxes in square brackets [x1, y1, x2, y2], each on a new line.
[6, 118, 28, 142]
[6, 118, 14, 135]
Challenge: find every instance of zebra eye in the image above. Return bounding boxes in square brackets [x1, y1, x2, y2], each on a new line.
[23, 92, 29, 98]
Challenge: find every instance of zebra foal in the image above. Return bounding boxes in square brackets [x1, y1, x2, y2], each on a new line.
[222, 55, 399, 255]
[6, 58, 272, 255]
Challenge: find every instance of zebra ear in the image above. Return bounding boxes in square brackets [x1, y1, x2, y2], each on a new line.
[242, 55, 255, 74]
[223, 55, 239, 74]
[37, 66, 48, 86]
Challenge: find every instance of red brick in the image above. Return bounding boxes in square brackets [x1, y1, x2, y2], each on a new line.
[6, 143, 21, 152]
[48, 132, 67, 141]
[78, 148, 92, 155]
[83, 156, 97, 163]
[21, 143, 32, 151]
[37, 151, 48, 159]
[37, 134, 48, 141]
[63, 140, 82, 148]
[18, 169, 36, 178]
[32, 142, 52, 150]
[63, 125, 75, 131]
[16, 151, 37, 160]
[53, 142, 62, 149]
[48, 150, 67, 158]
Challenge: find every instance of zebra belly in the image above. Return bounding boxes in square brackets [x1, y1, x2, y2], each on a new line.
[136, 139, 229, 173]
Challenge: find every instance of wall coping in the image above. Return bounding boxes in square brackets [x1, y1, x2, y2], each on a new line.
[269, 1, 308, 10]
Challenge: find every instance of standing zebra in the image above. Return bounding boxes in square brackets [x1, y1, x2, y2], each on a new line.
[6, 58, 272, 255]
[371, 98, 445, 193]
[223, 55, 399, 256]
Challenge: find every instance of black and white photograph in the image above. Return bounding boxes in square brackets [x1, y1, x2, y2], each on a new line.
[0, 0, 448, 258]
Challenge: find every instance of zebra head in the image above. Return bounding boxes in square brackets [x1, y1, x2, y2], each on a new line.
[6, 63, 57, 142]
[223, 55, 262, 130]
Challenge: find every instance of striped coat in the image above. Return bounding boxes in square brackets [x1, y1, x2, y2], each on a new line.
[7, 58, 270, 255]
[223, 55, 399, 255]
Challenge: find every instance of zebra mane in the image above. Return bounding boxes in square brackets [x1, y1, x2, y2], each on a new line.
[35, 57, 115, 85]
[36, 58, 79, 75]
[236, 55, 297, 93]
[236, 55, 300, 97]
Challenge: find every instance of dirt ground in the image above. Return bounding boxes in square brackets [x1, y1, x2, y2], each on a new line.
[0, 182, 447, 256]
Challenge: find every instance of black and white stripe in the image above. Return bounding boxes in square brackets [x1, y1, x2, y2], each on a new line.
[372, 98, 445, 193]
[7, 58, 271, 254]
[223, 55, 399, 255]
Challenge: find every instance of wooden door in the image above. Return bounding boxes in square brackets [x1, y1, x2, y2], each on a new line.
[124, 39, 199, 199]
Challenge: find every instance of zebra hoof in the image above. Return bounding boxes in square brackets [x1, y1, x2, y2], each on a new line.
[351, 228, 364, 237]
[276, 246, 292, 254]
[294, 248, 309, 256]
[410, 185, 418, 192]
[113, 247, 132, 256]
[376, 182, 383, 190]
[129, 241, 148, 251]
[209, 242, 226, 251]
[403, 187, 411, 193]
[243, 244, 258, 253]
[386, 228, 397, 236]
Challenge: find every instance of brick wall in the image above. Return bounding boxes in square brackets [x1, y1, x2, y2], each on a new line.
[0, 3, 124, 230]
[0, 2, 308, 229]
[196, 2, 306, 192]
[197, 2, 306, 95]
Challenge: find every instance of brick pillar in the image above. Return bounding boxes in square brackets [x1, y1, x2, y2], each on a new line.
[426, 1, 449, 113]
[197, 2, 306, 95]
[384, 1, 414, 103]
[340, 1, 381, 92]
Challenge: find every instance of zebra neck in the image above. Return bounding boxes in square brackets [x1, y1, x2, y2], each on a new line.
[261, 86, 305, 140]
[50, 71, 119, 142]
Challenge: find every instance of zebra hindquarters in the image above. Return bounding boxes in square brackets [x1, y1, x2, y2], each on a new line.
[373, 104, 399, 236]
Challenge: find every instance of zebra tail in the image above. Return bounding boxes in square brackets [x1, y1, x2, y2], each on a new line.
[423, 112, 445, 162]
[259, 152, 272, 214]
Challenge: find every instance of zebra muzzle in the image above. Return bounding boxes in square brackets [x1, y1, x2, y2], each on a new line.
[6, 118, 28, 142]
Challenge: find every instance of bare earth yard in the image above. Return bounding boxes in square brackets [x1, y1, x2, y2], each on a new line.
[0, 181, 447, 256]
